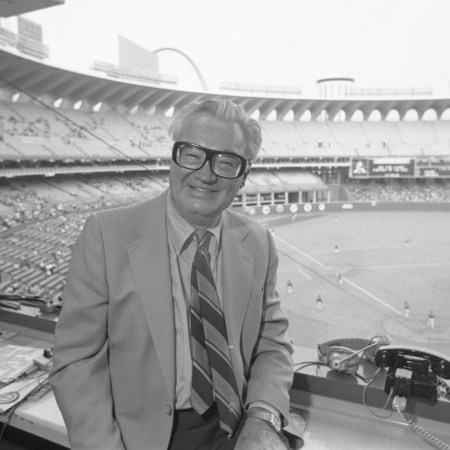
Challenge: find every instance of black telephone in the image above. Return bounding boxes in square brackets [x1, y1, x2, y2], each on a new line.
[375, 345, 450, 402]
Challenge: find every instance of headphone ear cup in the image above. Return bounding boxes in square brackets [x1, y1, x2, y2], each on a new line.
[327, 346, 362, 374]
[319, 337, 390, 375]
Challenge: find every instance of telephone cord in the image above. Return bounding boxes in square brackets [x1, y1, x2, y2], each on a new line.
[394, 405, 450, 450]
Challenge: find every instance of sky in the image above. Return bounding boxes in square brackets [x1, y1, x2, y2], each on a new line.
[14, 0, 450, 96]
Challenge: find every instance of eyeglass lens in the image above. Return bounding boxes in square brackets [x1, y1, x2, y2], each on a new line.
[177, 144, 243, 178]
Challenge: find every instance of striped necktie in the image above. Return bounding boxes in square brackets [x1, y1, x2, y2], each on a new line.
[190, 230, 241, 436]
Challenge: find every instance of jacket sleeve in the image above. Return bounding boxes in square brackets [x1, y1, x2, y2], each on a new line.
[244, 228, 295, 427]
[49, 214, 126, 450]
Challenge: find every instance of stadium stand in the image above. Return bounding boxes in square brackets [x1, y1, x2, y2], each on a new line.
[1, 41, 450, 313]
[346, 179, 450, 202]
[3, 99, 450, 164]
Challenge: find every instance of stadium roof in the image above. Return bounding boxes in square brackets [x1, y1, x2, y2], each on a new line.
[0, 0, 63, 17]
[1, 48, 450, 120]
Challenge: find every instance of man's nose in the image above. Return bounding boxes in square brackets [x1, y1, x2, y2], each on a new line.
[196, 160, 216, 182]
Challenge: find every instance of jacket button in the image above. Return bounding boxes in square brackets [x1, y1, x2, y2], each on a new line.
[165, 405, 173, 416]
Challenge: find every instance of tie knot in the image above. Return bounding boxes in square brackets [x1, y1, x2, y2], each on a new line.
[194, 229, 211, 251]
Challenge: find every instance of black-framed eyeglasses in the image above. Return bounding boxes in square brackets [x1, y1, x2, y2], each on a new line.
[172, 141, 249, 179]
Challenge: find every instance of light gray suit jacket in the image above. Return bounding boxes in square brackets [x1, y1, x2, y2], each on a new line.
[50, 190, 294, 450]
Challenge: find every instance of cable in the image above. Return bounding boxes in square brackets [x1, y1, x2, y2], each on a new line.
[294, 360, 325, 369]
[294, 361, 329, 373]
[362, 375, 394, 419]
[0, 374, 49, 440]
[357, 366, 383, 384]
[393, 403, 450, 450]
[296, 358, 395, 419]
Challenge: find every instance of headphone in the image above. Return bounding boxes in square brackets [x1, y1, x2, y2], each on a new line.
[317, 336, 390, 375]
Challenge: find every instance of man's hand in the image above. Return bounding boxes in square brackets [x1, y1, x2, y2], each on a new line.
[235, 417, 289, 450]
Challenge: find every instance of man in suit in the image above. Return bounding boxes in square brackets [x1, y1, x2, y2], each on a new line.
[50, 99, 298, 449]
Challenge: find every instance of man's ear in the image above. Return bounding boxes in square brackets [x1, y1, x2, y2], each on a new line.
[241, 171, 249, 188]
[241, 162, 252, 188]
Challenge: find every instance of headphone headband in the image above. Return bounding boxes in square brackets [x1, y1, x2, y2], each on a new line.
[317, 336, 390, 374]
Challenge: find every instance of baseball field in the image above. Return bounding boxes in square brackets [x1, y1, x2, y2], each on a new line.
[260, 210, 450, 356]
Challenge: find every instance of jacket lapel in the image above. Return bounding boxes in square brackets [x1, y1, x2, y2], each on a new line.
[126, 191, 176, 397]
[221, 212, 254, 362]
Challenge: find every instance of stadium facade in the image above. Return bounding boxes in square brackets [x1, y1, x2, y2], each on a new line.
[1, 42, 450, 212]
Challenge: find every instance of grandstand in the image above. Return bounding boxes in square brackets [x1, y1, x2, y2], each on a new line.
[1, 38, 450, 305]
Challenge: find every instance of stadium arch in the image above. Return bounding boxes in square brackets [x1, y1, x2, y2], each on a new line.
[422, 108, 438, 121]
[350, 110, 364, 121]
[153, 47, 209, 92]
[404, 108, 419, 121]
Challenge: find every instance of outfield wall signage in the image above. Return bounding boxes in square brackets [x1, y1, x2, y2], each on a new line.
[416, 161, 450, 177]
[351, 157, 415, 178]
[351, 157, 450, 178]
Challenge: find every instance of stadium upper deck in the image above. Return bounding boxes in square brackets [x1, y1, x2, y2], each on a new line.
[1, 46, 450, 190]
[1, 101, 449, 162]
[2, 47, 450, 120]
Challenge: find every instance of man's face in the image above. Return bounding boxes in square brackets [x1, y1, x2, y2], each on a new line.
[169, 113, 247, 228]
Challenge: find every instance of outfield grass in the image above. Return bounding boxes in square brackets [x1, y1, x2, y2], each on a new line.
[262, 210, 450, 356]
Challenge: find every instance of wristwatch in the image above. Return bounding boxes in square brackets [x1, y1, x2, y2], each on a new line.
[245, 406, 282, 433]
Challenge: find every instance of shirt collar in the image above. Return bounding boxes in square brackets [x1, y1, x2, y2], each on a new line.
[166, 190, 222, 256]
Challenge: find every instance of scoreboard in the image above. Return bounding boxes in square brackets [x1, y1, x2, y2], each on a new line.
[350, 157, 450, 178]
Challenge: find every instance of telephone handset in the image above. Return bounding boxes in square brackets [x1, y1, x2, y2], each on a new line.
[375, 345, 450, 402]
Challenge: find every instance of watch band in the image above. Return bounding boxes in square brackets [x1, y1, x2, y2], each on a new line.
[246, 406, 282, 433]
